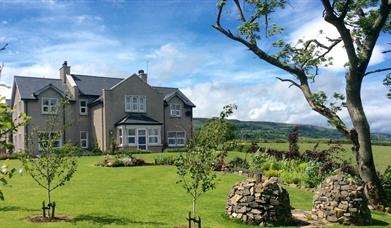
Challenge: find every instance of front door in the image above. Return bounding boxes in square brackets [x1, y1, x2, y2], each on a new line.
[137, 129, 147, 150]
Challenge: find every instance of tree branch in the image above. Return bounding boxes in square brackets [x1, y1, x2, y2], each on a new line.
[0, 43, 8, 52]
[214, 1, 304, 77]
[321, 0, 358, 68]
[215, 0, 352, 140]
[338, 0, 352, 20]
[300, 38, 342, 69]
[233, 0, 246, 23]
[364, 67, 391, 76]
[359, 0, 391, 72]
[276, 77, 300, 88]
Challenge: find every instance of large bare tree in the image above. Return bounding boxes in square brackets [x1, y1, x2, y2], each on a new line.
[213, 0, 391, 206]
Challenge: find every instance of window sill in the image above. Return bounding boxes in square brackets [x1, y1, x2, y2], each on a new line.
[148, 144, 162, 146]
[125, 111, 147, 113]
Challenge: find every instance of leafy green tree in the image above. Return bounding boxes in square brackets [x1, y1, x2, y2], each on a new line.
[213, 0, 390, 206]
[21, 99, 77, 219]
[196, 104, 237, 149]
[176, 104, 236, 220]
[0, 164, 20, 201]
[0, 44, 30, 200]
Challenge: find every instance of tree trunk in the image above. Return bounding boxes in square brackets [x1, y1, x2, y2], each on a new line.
[345, 73, 388, 207]
[192, 197, 196, 218]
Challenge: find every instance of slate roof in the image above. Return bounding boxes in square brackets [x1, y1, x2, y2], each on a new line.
[71, 74, 122, 96]
[14, 76, 67, 99]
[153, 86, 195, 107]
[115, 114, 162, 126]
[13, 75, 195, 107]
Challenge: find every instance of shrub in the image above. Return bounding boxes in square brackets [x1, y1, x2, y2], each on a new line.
[89, 145, 103, 155]
[59, 143, 82, 156]
[250, 152, 268, 171]
[240, 144, 252, 153]
[382, 166, 391, 185]
[298, 162, 307, 171]
[0, 153, 20, 160]
[270, 162, 282, 171]
[288, 126, 300, 153]
[228, 156, 249, 171]
[264, 169, 280, 177]
[163, 148, 188, 153]
[304, 161, 330, 188]
[97, 155, 145, 167]
[280, 169, 306, 185]
[248, 142, 260, 153]
[222, 140, 238, 152]
[154, 155, 178, 165]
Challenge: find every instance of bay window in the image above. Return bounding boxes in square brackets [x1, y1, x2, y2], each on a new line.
[126, 128, 136, 144]
[148, 128, 159, 144]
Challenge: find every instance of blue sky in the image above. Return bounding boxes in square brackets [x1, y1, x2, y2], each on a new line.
[0, 0, 390, 133]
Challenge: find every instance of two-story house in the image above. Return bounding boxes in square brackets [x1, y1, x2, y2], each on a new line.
[10, 61, 195, 152]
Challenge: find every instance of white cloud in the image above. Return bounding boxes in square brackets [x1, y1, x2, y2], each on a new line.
[147, 43, 202, 80]
[288, 18, 386, 71]
[182, 75, 391, 134]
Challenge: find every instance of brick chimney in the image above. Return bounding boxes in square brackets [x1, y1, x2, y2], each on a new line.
[60, 61, 70, 83]
[138, 69, 147, 83]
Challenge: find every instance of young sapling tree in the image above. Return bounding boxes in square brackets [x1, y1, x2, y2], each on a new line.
[21, 99, 78, 220]
[176, 104, 236, 224]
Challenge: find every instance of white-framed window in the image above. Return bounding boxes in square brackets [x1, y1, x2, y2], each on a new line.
[167, 131, 186, 147]
[148, 128, 159, 144]
[125, 95, 146, 112]
[118, 128, 123, 146]
[41, 98, 58, 114]
[80, 131, 88, 148]
[80, 99, 88, 115]
[170, 103, 182, 117]
[118, 126, 161, 147]
[126, 128, 136, 145]
[38, 131, 62, 150]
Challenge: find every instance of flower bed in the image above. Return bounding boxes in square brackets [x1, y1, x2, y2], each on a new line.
[96, 155, 146, 167]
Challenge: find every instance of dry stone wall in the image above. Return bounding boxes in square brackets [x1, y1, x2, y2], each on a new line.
[312, 173, 371, 225]
[225, 177, 292, 226]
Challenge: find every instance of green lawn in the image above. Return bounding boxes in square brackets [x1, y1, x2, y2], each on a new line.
[0, 155, 390, 227]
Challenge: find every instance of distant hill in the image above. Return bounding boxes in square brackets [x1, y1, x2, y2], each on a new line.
[193, 118, 391, 143]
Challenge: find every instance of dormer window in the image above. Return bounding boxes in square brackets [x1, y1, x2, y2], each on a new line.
[125, 95, 146, 112]
[170, 103, 181, 117]
[80, 99, 88, 115]
[41, 98, 58, 114]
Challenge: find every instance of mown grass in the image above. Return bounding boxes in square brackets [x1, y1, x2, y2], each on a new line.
[0, 153, 390, 227]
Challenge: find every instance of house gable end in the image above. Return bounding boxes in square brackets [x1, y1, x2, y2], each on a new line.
[164, 91, 196, 107]
[33, 84, 65, 98]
